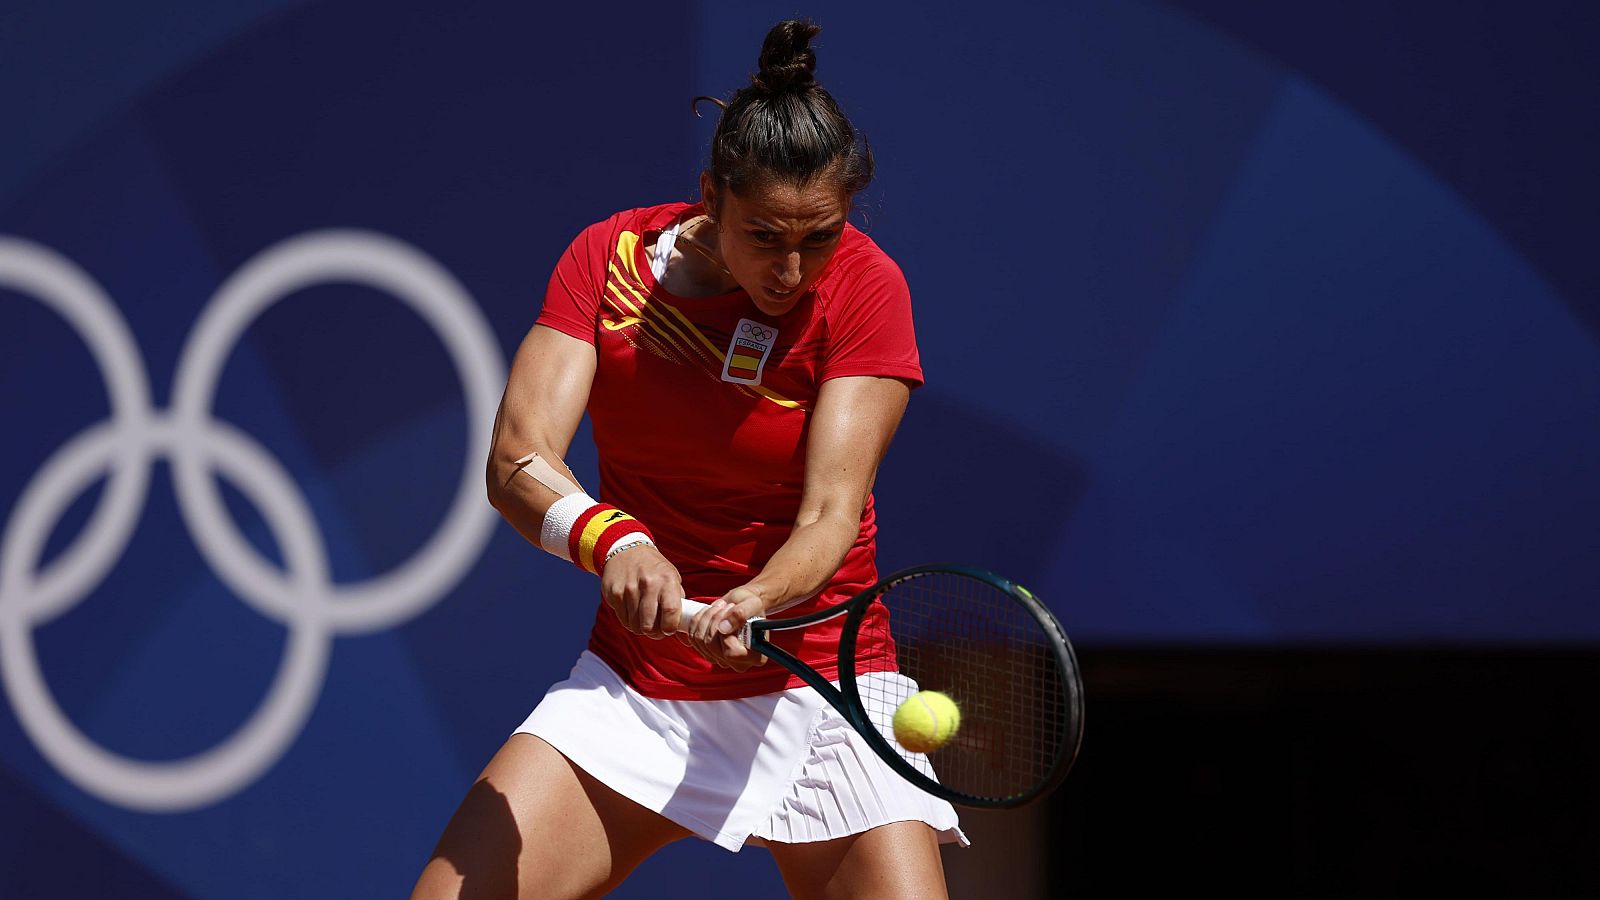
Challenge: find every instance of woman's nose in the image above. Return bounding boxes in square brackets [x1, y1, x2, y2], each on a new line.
[776, 252, 802, 287]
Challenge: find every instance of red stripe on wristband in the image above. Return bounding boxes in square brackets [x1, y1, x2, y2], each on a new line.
[567, 504, 654, 574]
[567, 504, 610, 571]
[593, 526, 650, 573]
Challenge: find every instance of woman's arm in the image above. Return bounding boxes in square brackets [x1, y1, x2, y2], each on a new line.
[486, 325, 595, 531]
[488, 324, 685, 636]
[687, 374, 912, 668]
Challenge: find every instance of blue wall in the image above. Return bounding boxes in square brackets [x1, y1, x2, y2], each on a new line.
[1, 2, 1595, 896]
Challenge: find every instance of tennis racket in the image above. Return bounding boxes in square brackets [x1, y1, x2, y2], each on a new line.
[679, 564, 1083, 808]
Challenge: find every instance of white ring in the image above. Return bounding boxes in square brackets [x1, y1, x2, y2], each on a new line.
[0, 421, 331, 811]
[0, 237, 153, 623]
[170, 230, 503, 631]
[0, 230, 506, 811]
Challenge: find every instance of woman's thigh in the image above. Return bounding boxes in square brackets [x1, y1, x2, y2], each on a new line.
[766, 821, 949, 900]
[411, 733, 691, 900]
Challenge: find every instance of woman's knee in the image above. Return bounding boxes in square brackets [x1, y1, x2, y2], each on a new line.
[767, 821, 948, 900]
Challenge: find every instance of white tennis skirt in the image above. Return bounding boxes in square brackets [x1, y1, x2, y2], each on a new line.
[513, 651, 968, 852]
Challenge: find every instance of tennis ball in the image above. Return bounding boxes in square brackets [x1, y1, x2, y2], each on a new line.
[892, 690, 961, 753]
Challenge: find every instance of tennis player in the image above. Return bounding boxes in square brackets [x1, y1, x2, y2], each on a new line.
[411, 20, 961, 899]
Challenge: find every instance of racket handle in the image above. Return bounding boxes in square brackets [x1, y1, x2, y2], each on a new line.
[673, 598, 754, 647]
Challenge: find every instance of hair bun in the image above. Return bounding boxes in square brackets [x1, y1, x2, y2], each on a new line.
[753, 20, 820, 94]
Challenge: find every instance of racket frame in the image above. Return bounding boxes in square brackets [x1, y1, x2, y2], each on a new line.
[686, 564, 1083, 809]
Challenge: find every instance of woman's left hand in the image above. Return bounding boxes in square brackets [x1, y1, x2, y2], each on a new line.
[684, 586, 768, 671]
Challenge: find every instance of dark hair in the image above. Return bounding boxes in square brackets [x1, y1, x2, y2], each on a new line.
[702, 20, 874, 203]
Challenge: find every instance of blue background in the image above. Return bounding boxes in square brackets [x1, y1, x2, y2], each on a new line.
[1, 1, 1595, 896]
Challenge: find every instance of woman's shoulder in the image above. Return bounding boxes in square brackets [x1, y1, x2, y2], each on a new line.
[559, 202, 696, 265]
[581, 201, 695, 237]
[815, 224, 909, 301]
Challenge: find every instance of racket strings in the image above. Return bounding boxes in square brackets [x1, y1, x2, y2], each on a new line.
[854, 572, 1078, 805]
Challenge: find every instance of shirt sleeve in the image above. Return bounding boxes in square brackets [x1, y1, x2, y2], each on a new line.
[535, 217, 613, 344]
[819, 255, 925, 388]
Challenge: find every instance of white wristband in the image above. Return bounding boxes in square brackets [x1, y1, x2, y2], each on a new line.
[539, 492, 598, 562]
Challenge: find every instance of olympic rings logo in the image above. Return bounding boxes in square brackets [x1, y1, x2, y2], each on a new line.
[740, 323, 773, 341]
[0, 231, 505, 812]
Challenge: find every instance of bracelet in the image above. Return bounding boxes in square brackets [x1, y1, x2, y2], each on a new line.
[538, 492, 655, 574]
[603, 535, 655, 563]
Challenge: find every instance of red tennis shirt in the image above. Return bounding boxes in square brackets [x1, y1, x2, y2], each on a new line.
[536, 202, 923, 700]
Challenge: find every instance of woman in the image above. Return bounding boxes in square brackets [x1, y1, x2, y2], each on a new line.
[412, 20, 960, 899]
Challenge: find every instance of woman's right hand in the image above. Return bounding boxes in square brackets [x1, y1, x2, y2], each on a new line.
[599, 544, 686, 640]
[682, 586, 769, 672]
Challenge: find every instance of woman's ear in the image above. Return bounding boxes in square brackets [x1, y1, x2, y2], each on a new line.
[698, 172, 718, 221]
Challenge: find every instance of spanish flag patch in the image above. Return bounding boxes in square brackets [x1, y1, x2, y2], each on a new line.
[722, 318, 779, 385]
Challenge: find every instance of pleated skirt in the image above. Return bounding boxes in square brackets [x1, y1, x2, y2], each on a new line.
[513, 650, 968, 851]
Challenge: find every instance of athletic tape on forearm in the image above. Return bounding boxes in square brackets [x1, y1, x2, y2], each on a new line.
[513, 451, 583, 497]
[538, 492, 654, 574]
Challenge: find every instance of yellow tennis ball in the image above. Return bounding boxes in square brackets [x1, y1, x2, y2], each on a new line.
[892, 690, 961, 753]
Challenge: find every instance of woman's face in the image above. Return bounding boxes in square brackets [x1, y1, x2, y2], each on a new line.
[702, 173, 850, 317]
